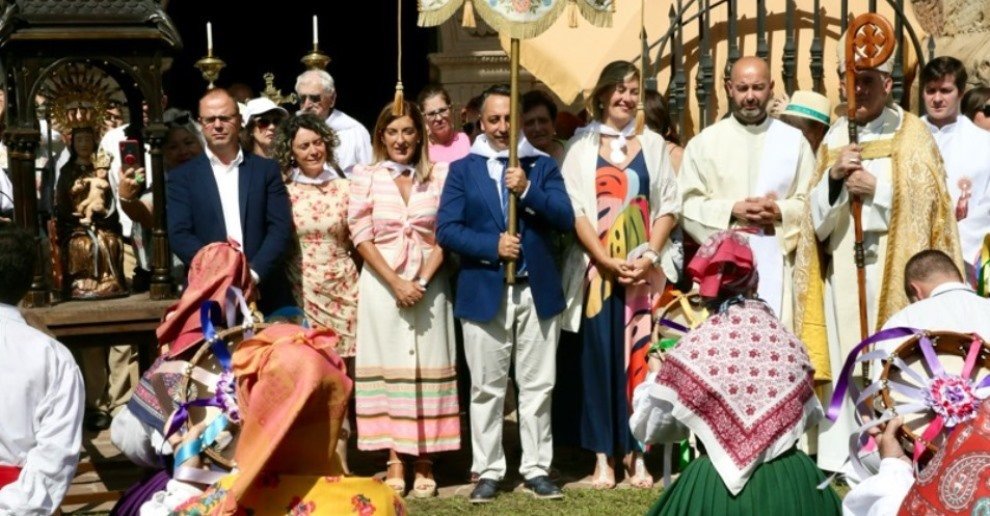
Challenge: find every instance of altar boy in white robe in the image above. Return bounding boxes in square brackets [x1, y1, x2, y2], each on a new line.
[0, 224, 84, 515]
[679, 56, 816, 330]
[919, 56, 990, 269]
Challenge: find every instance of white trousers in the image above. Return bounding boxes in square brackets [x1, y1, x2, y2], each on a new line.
[461, 284, 559, 481]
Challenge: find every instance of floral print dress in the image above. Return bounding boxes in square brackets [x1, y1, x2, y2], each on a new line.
[286, 179, 359, 357]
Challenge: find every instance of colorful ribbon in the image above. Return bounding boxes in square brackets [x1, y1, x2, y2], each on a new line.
[827, 327, 990, 478]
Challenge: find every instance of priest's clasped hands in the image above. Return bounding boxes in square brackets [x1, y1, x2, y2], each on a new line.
[732, 194, 781, 230]
[830, 143, 878, 197]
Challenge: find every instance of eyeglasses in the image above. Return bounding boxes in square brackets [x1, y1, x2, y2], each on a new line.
[424, 106, 451, 119]
[199, 114, 238, 125]
[254, 116, 283, 129]
[300, 94, 324, 104]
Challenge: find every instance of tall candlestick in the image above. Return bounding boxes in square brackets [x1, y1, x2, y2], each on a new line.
[312, 15, 319, 46]
[207, 21, 213, 53]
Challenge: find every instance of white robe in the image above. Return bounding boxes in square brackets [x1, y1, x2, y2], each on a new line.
[811, 106, 904, 472]
[922, 115, 990, 267]
[678, 115, 816, 329]
[325, 110, 372, 177]
[0, 304, 84, 516]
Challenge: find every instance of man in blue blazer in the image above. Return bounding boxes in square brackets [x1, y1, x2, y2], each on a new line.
[167, 88, 292, 313]
[437, 84, 574, 503]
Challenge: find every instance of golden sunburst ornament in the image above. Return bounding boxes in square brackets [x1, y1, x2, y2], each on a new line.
[39, 62, 125, 136]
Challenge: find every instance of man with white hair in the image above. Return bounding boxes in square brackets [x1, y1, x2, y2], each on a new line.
[295, 70, 371, 176]
[793, 24, 962, 473]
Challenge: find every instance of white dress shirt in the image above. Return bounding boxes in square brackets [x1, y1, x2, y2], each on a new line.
[922, 115, 990, 265]
[881, 281, 990, 342]
[204, 146, 244, 247]
[842, 458, 914, 516]
[0, 304, 84, 516]
[324, 110, 372, 176]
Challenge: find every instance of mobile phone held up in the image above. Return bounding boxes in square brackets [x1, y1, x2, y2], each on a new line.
[119, 139, 145, 185]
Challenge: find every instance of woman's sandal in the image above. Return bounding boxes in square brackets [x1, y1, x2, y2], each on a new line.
[410, 459, 437, 498]
[626, 455, 654, 489]
[385, 460, 406, 496]
[591, 454, 616, 490]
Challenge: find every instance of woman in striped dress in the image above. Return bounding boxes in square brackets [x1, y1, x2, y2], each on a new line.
[348, 100, 459, 498]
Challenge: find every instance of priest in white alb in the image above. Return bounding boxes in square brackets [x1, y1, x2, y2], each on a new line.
[679, 56, 816, 333]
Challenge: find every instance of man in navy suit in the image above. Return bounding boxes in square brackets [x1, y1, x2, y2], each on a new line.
[166, 88, 292, 313]
[437, 84, 574, 503]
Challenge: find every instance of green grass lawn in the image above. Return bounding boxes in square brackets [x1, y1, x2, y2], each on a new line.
[71, 482, 849, 515]
[405, 486, 663, 515]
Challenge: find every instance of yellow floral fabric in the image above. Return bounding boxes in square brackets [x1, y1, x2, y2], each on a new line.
[170, 473, 405, 516]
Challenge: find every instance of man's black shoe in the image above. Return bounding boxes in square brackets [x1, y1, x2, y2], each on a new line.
[84, 410, 111, 432]
[469, 478, 499, 503]
[523, 475, 563, 500]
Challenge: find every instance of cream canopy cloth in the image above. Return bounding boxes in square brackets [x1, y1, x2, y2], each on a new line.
[497, 0, 658, 104]
[419, 0, 613, 40]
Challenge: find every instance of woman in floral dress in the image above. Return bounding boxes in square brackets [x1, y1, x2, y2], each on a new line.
[273, 113, 357, 357]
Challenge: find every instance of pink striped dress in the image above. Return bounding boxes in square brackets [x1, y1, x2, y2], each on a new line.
[347, 161, 460, 455]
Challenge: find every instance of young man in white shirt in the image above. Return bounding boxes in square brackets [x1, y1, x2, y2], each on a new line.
[0, 223, 85, 515]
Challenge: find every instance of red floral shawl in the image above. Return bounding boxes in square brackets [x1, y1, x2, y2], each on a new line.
[652, 299, 821, 494]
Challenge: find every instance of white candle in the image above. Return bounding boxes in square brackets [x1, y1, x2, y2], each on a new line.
[206, 21, 213, 53]
[312, 15, 319, 46]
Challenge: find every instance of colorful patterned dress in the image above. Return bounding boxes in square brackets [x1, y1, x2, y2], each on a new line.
[578, 150, 658, 455]
[286, 179, 359, 357]
[347, 163, 460, 455]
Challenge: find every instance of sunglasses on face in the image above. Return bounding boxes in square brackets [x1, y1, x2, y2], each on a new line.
[300, 94, 324, 104]
[200, 114, 238, 125]
[254, 116, 283, 129]
[462, 121, 477, 134]
[981, 105, 990, 117]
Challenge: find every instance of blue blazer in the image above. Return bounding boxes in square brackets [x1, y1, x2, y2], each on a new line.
[166, 151, 293, 312]
[437, 153, 574, 323]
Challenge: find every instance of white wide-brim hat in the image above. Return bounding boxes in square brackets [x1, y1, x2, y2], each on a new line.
[783, 90, 832, 126]
[242, 97, 289, 127]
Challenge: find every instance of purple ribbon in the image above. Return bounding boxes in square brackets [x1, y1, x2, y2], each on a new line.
[917, 334, 945, 378]
[827, 326, 920, 422]
[163, 397, 223, 439]
[659, 318, 690, 334]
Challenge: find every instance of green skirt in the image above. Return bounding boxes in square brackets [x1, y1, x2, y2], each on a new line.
[647, 449, 842, 516]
